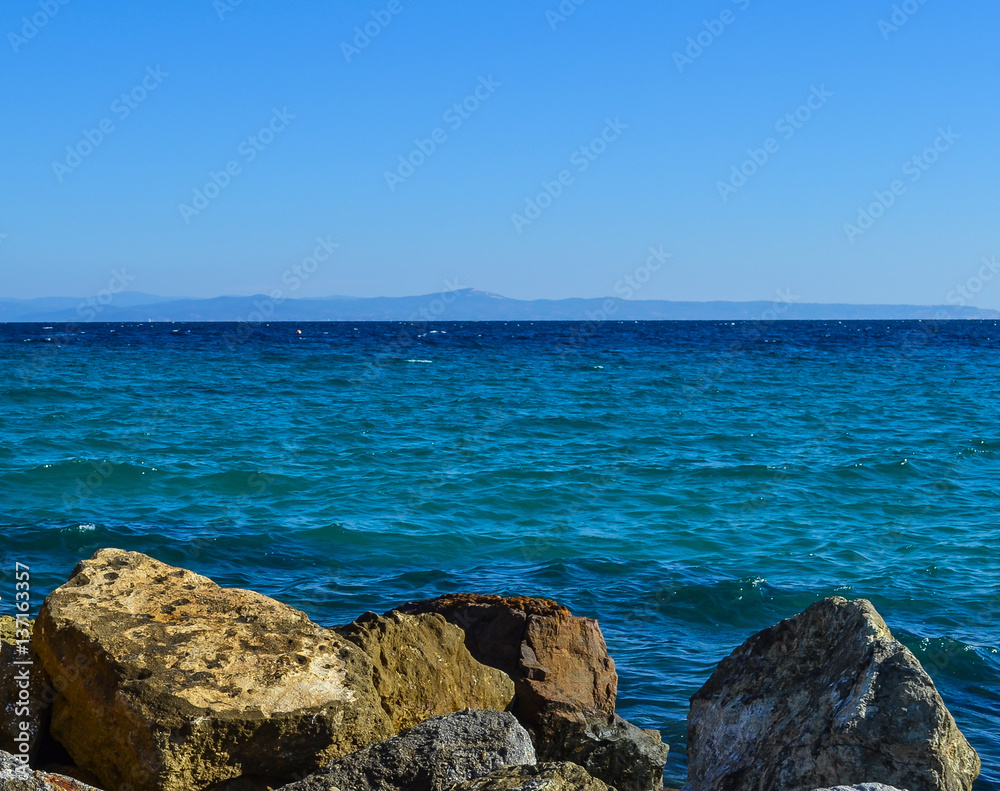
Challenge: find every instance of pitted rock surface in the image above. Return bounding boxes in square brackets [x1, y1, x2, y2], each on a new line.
[338, 610, 515, 733]
[33, 549, 392, 791]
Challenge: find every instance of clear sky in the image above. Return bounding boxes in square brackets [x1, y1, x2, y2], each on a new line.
[2, 0, 999, 307]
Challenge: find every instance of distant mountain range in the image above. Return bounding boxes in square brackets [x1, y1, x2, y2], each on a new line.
[1, 290, 996, 322]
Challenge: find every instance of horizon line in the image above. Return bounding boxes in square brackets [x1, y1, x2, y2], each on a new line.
[0, 290, 993, 310]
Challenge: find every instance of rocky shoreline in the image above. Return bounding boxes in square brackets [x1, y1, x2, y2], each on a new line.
[0, 549, 981, 791]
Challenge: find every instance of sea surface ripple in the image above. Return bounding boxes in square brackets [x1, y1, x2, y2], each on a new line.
[0, 320, 998, 788]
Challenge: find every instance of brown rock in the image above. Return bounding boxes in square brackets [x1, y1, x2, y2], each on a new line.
[396, 595, 665, 790]
[33, 549, 393, 791]
[337, 610, 515, 733]
[686, 597, 981, 791]
[398, 594, 617, 729]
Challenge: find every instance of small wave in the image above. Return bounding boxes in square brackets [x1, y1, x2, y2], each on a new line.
[2, 386, 81, 402]
[903, 635, 1000, 685]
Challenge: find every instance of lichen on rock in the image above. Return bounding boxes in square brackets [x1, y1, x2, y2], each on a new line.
[685, 597, 981, 791]
[337, 609, 515, 733]
[33, 549, 393, 791]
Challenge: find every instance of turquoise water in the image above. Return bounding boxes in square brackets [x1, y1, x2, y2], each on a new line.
[1, 321, 997, 789]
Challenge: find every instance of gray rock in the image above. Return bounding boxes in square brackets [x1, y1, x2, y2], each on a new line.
[811, 786, 910, 791]
[447, 762, 616, 790]
[539, 712, 668, 791]
[0, 750, 101, 791]
[685, 597, 980, 791]
[278, 709, 535, 791]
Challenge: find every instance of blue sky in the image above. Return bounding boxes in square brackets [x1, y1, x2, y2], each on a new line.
[2, 0, 998, 307]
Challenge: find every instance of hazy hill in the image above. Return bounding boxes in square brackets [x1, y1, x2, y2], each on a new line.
[1, 290, 996, 322]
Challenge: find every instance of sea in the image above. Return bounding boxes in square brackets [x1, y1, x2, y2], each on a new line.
[0, 320, 997, 789]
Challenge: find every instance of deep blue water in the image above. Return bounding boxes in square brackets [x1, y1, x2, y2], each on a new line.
[0, 320, 997, 789]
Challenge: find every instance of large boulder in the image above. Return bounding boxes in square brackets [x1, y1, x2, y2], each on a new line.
[0, 618, 50, 762]
[398, 594, 617, 731]
[33, 549, 393, 791]
[399, 595, 667, 791]
[686, 597, 981, 791]
[0, 750, 100, 791]
[447, 762, 616, 790]
[337, 610, 515, 732]
[277, 709, 535, 791]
